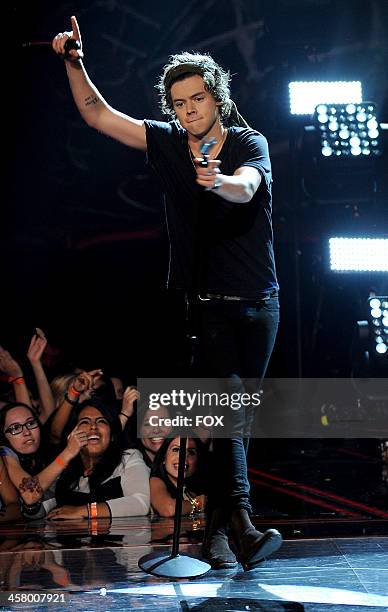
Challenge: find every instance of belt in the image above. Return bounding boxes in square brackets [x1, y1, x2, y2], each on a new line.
[200, 292, 277, 302]
[203, 293, 245, 302]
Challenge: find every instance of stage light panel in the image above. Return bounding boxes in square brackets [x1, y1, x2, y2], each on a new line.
[315, 102, 381, 158]
[368, 296, 388, 356]
[288, 81, 362, 115]
[329, 238, 388, 272]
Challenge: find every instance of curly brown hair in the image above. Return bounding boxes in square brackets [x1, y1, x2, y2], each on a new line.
[155, 51, 233, 122]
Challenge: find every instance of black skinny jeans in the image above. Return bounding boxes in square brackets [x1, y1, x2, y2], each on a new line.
[198, 295, 280, 515]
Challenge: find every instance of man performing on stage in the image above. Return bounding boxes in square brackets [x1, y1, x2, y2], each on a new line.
[52, 16, 282, 570]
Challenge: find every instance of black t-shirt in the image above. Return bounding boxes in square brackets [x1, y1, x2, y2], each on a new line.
[145, 120, 278, 299]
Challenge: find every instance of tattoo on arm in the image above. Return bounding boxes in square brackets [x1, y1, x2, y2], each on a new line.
[84, 95, 99, 107]
[19, 476, 42, 496]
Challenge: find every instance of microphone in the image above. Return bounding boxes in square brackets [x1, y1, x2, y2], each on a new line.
[22, 38, 81, 58]
[199, 138, 217, 167]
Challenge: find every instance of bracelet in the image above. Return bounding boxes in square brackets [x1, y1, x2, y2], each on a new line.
[69, 386, 81, 397]
[189, 497, 200, 515]
[10, 376, 25, 385]
[64, 392, 79, 406]
[54, 455, 68, 469]
[89, 501, 97, 520]
[21, 500, 43, 517]
[183, 488, 200, 515]
[86, 503, 98, 534]
[119, 412, 130, 420]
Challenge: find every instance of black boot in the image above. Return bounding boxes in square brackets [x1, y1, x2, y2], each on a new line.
[230, 508, 282, 571]
[202, 508, 238, 569]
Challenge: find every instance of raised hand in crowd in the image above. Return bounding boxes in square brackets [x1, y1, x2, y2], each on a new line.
[76, 369, 104, 402]
[26, 328, 47, 365]
[0, 345, 30, 407]
[26, 328, 56, 423]
[118, 386, 140, 430]
[50, 369, 103, 445]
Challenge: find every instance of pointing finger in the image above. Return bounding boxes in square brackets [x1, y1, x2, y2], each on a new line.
[71, 15, 81, 41]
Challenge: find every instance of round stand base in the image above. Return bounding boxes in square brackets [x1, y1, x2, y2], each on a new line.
[138, 551, 211, 579]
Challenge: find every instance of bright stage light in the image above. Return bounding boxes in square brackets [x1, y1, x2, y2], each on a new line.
[329, 238, 388, 272]
[315, 102, 381, 158]
[288, 81, 362, 115]
[368, 296, 388, 357]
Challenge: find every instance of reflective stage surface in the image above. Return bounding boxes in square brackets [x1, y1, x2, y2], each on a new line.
[1, 516, 388, 612]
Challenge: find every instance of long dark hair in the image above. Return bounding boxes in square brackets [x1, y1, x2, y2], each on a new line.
[0, 402, 45, 474]
[151, 431, 208, 498]
[55, 398, 123, 506]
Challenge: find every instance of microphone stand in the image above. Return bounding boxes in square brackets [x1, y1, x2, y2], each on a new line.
[138, 139, 216, 578]
[138, 436, 210, 577]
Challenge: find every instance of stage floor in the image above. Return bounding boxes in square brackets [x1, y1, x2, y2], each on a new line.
[1, 516, 388, 611]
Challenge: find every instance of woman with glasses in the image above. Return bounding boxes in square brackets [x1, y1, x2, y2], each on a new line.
[0, 402, 88, 519]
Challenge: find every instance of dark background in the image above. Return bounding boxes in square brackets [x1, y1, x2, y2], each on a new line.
[3, 0, 388, 381]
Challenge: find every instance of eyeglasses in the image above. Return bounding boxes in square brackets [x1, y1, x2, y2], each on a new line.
[4, 419, 39, 436]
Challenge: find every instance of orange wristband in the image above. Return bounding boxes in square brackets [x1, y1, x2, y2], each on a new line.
[10, 376, 25, 385]
[90, 501, 97, 519]
[69, 386, 81, 397]
[54, 455, 68, 468]
[90, 519, 98, 536]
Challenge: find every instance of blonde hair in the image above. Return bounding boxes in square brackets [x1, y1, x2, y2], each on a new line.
[50, 373, 77, 407]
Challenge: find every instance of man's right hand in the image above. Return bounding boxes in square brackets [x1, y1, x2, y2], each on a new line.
[52, 15, 83, 61]
[51, 15, 147, 152]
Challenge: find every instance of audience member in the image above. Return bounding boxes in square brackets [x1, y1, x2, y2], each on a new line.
[150, 434, 208, 517]
[48, 398, 150, 519]
[0, 402, 87, 519]
[133, 403, 172, 468]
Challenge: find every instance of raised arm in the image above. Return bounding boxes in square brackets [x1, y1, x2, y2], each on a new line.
[50, 369, 103, 445]
[52, 16, 147, 151]
[0, 346, 30, 407]
[27, 329, 55, 424]
[118, 386, 139, 431]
